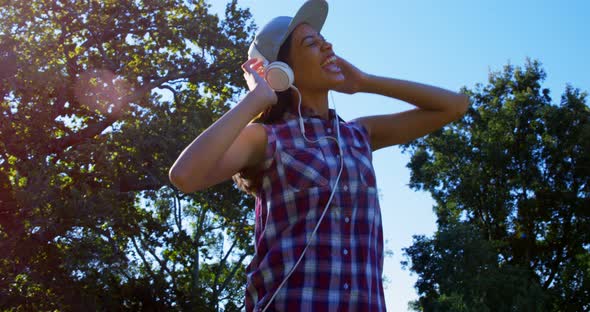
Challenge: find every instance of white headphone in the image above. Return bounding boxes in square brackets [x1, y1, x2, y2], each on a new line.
[248, 44, 294, 92]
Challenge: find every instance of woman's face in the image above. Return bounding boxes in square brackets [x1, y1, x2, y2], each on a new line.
[287, 23, 345, 91]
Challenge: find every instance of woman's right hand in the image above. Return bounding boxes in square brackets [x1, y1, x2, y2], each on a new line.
[241, 58, 277, 108]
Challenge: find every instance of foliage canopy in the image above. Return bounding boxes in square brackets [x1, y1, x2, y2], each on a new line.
[1, 0, 256, 310]
[402, 60, 589, 311]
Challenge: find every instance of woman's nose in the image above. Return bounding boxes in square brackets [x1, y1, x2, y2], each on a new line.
[321, 40, 333, 51]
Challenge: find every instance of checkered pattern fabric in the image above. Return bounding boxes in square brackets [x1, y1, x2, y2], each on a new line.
[245, 108, 386, 312]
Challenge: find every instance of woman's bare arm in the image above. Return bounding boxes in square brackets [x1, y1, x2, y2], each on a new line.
[333, 57, 469, 150]
[355, 75, 469, 150]
[169, 59, 276, 193]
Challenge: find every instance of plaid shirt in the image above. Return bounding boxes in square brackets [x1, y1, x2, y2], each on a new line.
[245, 108, 386, 312]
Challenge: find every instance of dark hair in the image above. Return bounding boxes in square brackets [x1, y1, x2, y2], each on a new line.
[232, 33, 295, 195]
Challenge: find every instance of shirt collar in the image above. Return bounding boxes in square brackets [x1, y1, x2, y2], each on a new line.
[283, 104, 343, 123]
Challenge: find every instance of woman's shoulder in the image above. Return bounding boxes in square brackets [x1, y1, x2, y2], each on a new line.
[259, 118, 300, 138]
[346, 118, 370, 141]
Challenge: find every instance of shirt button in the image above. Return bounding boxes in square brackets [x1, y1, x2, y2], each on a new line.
[343, 185, 348, 192]
[343, 249, 348, 255]
[345, 217, 350, 223]
[344, 283, 349, 290]
[327, 128, 332, 134]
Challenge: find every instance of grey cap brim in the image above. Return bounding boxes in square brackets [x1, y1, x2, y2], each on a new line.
[250, 0, 328, 62]
[286, 0, 329, 46]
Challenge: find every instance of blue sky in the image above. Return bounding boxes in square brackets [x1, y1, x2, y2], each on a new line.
[209, 0, 590, 310]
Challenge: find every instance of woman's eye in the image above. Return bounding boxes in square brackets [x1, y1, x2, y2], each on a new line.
[306, 36, 326, 47]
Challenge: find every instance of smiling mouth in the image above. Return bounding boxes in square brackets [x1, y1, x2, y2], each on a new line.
[320, 55, 338, 67]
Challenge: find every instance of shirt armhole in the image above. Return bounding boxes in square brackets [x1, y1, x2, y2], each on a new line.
[261, 123, 277, 171]
[348, 119, 371, 148]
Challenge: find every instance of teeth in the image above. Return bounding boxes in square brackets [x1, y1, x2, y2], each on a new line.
[321, 55, 337, 67]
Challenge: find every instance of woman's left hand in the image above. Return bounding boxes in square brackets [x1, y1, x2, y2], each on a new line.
[332, 56, 368, 94]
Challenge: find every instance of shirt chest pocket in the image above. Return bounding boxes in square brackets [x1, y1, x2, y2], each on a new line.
[279, 147, 330, 191]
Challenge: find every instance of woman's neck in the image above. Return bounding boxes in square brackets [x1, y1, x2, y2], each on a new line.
[296, 88, 330, 119]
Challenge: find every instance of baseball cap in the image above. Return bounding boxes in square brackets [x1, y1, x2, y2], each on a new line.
[248, 0, 329, 63]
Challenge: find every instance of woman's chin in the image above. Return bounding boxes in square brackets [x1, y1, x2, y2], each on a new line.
[319, 69, 344, 81]
[326, 73, 346, 87]
[300, 71, 345, 91]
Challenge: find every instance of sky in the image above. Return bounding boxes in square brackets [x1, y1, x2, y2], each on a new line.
[209, 0, 590, 310]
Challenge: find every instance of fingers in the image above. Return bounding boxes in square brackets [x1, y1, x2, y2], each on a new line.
[242, 59, 268, 91]
[241, 58, 265, 75]
[334, 54, 347, 67]
[241, 58, 256, 75]
[254, 63, 265, 76]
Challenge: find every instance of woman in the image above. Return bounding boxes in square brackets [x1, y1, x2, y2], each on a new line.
[169, 0, 469, 311]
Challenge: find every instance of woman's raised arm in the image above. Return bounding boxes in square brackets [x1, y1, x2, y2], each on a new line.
[168, 59, 276, 193]
[334, 56, 469, 150]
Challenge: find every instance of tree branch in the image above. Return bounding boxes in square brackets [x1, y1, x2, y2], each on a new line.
[87, 27, 119, 72]
[191, 205, 208, 305]
[131, 236, 157, 281]
[138, 230, 179, 293]
[156, 84, 178, 115]
[173, 192, 182, 232]
[49, 115, 117, 155]
[46, 52, 208, 157]
[144, 67, 202, 91]
[217, 252, 248, 296]
[213, 216, 248, 289]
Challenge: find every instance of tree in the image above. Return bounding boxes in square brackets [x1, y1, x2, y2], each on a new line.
[0, 0, 255, 310]
[402, 59, 589, 311]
